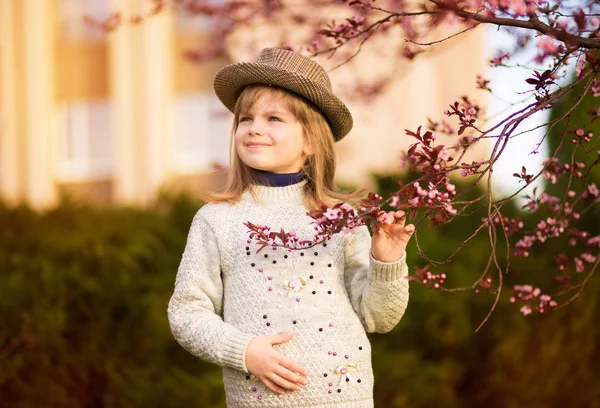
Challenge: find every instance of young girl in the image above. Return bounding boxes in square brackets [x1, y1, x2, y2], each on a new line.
[168, 47, 415, 408]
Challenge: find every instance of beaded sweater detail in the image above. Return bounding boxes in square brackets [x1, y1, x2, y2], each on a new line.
[167, 182, 410, 407]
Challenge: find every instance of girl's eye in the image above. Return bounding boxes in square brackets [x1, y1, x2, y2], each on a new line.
[239, 117, 251, 122]
[268, 116, 282, 122]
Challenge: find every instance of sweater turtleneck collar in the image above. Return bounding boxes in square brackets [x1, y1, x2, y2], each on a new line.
[253, 170, 305, 187]
[243, 177, 307, 205]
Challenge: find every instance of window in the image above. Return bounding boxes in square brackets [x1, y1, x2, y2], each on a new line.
[55, 100, 113, 181]
[174, 92, 232, 173]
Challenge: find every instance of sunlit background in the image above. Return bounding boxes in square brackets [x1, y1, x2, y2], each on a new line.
[0, 0, 492, 210]
[1, 1, 599, 408]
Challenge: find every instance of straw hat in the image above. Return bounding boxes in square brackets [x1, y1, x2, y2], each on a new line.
[213, 47, 353, 142]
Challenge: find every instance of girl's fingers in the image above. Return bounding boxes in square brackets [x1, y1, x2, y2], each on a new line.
[279, 355, 308, 377]
[274, 365, 309, 386]
[268, 372, 302, 391]
[262, 376, 286, 395]
[393, 211, 406, 227]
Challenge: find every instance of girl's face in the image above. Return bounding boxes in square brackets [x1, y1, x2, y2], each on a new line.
[235, 90, 312, 174]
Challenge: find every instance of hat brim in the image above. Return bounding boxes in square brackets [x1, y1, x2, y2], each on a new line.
[214, 62, 353, 142]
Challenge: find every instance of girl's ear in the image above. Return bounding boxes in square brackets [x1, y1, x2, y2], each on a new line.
[303, 138, 316, 156]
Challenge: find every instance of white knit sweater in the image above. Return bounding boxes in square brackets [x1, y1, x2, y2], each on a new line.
[167, 181, 410, 407]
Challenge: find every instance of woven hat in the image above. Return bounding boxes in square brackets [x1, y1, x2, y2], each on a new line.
[213, 47, 353, 142]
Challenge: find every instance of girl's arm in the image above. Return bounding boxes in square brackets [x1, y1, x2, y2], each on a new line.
[343, 224, 411, 333]
[167, 211, 255, 372]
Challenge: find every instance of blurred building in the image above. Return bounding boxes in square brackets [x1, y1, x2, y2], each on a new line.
[0, 0, 487, 210]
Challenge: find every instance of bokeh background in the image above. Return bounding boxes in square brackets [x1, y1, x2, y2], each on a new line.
[1, 1, 599, 407]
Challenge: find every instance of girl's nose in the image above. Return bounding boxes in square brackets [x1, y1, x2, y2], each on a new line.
[248, 120, 264, 136]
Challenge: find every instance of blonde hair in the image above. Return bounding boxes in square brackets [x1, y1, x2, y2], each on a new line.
[204, 85, 359, 210]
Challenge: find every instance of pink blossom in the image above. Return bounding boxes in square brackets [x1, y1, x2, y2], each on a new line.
[592, 79, 600, 97]
[538, 37, 559, 54]
[576, 56, 586, 78]
[414, 182, 428, 197]
[377, 211, 394, 225]
[443, 202, 458, 216]
[324, 208, 341, 220]
[438, 148, 451, 162]
[574, 257, 585, 273]
[580, 253, 596, 263]
[509, 0, 527, 16]
[516, 235, 536, 248]
[588, 236, 600, 247]
[520, 305, 532, 316]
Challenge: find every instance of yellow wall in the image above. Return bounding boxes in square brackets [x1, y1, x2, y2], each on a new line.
[56, 41, 109, 100]
[0, 0, 489, 208]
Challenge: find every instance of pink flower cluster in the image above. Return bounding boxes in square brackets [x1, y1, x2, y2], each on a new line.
[486, 0, 542, 17]
[443, 96, 481, 136]
[535, 217, 568, 243]
[522, 190, 561, 212]
[513, 234, 535, 257]
[535, 37, 564, 63]
[510, 285, 558, 315]
[403, 130, 454, 174]
[553, 251, 596, 274]
[512, 217, 568, 257]
[476, 74, 492, 92]
[568, 229, 600, 251]
[407, 264, 446, 289]
[489, 51, 510, 67]
[460, 159, 484, 177]
[245, 222, 307, 251]
[483, 215, 524, 237]
[582, 183, 600, 202]
[591, 78, 600, 97]
[310, 202, 362, 238]
[570, 128, 593, 144]
[427, 118, 456, 136]
[475, 276, 494, 294]
[542, 158, 584, 184]
[573, 252, 597, 273]
[318, 16, 367, 45]
[407, 181, 458, 215]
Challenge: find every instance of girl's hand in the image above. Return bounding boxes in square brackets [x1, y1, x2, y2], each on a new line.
[370, 210, 415, 262]
[245, 332, 309, 395]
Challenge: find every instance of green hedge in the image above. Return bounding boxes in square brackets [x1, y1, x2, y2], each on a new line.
[1, 183, 598, 407]
[0, 194, 226, 407]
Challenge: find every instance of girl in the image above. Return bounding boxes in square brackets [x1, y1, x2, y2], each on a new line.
[168, 47, 415, 408]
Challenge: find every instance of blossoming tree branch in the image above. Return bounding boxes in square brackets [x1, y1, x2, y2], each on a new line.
[90, 0, 600, 326]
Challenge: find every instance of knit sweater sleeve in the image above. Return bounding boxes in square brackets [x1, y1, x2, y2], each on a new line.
[343, 225, 410, 333]
[167, 210, 255, 372]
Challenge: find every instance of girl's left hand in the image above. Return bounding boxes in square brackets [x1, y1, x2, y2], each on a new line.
[370, 210, 415, 263]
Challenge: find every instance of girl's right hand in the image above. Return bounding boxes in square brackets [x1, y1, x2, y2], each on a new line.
[245, 331, 310, 395]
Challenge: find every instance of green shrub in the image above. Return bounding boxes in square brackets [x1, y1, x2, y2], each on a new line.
[1, 180, 598, 408]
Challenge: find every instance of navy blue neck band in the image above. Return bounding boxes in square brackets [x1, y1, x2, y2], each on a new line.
[254, 170, 305, 187]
